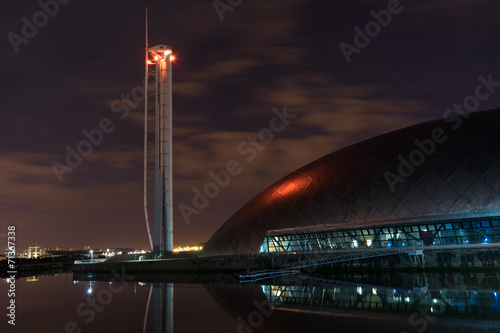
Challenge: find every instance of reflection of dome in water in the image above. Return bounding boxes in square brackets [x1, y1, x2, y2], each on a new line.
[203, 109, 500, 255]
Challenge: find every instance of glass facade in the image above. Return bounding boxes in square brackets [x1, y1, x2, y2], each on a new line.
[260, 217, 500, 253]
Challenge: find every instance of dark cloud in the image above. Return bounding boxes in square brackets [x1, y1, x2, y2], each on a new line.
[1, 0, 500, 250]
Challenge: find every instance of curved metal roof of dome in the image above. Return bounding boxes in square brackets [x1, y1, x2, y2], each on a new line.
[203, 108, 500, 255]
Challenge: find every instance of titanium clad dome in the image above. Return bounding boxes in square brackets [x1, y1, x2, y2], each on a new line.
[203, 109, 500, 255]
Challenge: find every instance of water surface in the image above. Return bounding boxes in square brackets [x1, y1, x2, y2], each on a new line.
[2, 272, 500, 333]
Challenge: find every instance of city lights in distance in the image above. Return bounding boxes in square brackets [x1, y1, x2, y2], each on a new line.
[173, 245, 203, 252]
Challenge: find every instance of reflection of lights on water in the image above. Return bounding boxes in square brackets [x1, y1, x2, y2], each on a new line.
[258, 283, 500, 314]
[87, 288, 92, 294]
[261, 285, 268, 294]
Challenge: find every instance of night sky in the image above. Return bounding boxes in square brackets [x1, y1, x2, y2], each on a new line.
[1, 0, 500, 251]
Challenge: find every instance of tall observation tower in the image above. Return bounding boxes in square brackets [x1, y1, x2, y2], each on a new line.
[144, 35, 174, 253]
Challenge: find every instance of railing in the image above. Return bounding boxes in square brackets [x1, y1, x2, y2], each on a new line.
[281, 246, 408, 269]
[239, 269, 300, 283]
[73, 259, 108, 264]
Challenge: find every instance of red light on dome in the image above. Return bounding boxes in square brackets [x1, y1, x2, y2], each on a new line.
[277, 176, 313, 196]
[278, 182, 297, 196]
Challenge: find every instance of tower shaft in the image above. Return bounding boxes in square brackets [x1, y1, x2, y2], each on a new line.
[145, 45, 173, 253]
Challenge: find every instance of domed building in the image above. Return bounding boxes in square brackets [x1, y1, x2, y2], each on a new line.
[203, 109, 500, 256]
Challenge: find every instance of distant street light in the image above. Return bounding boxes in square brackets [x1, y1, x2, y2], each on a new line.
[90, 250, 93, 272]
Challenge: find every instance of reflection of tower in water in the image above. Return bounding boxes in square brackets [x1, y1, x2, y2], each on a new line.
[142, 9, 174, 332]
[143, 283, 174, 333]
